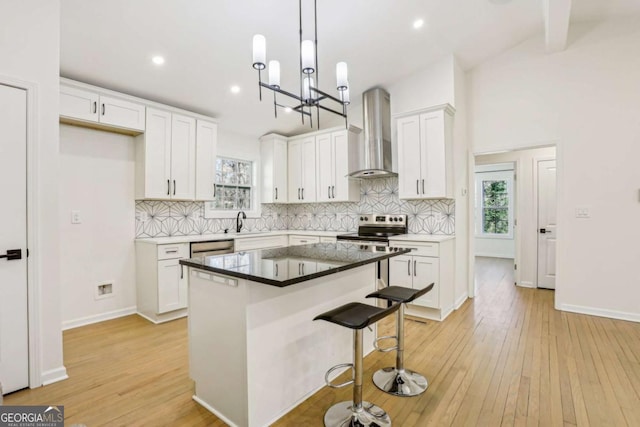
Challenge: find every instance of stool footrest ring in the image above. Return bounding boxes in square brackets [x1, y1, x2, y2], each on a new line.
[373, 335, 398, 353]
[324, 363, 354, 388]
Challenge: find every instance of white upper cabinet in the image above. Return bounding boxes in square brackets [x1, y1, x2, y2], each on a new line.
[136, 108, 196, 200]
[261, 134, 288, 203]
[396, 104, 454, 199]
[315, 127, 360, 203]
[170, 114, 196, 200]
[288, 137, 316, 203]
[60, 84, 145, 132]
[195, 120, 218, 201]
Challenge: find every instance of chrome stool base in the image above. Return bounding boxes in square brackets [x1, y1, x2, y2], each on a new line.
[372, 367, 428, 397]
[324, 401, 392, 427]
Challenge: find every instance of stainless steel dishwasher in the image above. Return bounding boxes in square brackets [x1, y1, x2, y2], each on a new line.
[190, 240, 234, 257]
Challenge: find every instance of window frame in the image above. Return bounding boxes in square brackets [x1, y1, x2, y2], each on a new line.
[203, 155, 261, 219]
[475, 169, 514, 239]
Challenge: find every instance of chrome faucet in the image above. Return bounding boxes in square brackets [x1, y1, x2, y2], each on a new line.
[236, 211, 247, 233]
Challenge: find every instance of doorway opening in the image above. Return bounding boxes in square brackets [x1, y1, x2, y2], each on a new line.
[472, 146, 557, 296]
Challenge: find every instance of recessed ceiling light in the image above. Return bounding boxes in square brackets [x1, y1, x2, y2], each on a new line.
[230, 85, 241, 94]
[152, 56, 165, 65]
[284, 107, 293, 113]
[413, 19, 424, 29]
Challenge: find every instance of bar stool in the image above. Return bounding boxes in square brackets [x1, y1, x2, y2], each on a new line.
[314, 301, 401, 427]
[366, 283, 434, 397]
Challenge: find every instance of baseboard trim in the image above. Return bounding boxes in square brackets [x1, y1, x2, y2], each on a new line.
[136, 310, 188, 325]
[62, 306, 137, 331]
[455, 293, 468, 309]
[192, 395, 239, 427]
[557, 303, 640, 323]
[41, 366, 68, 386]
[518, 281, 536, 289]
[475, 253, 515, 259]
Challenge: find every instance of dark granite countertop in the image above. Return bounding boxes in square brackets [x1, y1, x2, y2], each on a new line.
[180, 242, 412, 287]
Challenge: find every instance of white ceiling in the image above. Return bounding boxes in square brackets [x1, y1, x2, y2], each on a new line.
[60, 0, 640, 137]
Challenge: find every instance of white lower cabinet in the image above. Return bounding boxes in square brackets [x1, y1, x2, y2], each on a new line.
[389, 255, 439, 308]
[136, 242, 190, 323]
[388, 238, 455, 321]
[288, 235, 320, 246]
[234, 235, 287, 251]
[157, 258, 188, 314]
[319, 236, 337, 244]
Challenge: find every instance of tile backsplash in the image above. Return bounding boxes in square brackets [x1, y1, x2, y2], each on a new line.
[135, 177, 454, 238]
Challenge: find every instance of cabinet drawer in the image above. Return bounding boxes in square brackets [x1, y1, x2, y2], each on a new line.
[157, 243, 189, 260]
[289, 235, 320, 246]
[319, 236, 337, 244]
[390, 240, 439, 257]
[235, 235, 287, 251]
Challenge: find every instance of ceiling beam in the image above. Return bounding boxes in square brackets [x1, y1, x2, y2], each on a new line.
[543, 0, 572, 53]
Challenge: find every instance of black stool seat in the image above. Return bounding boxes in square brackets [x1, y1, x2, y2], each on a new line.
[314, 302, 400, 330]
[366, 283, 434, 304]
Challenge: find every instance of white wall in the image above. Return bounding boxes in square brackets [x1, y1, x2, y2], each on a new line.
[59, 125, 137, 328]
[0, 0, 64, 384]
[452, 57, 470, 305]
[468, 18, 640, 320]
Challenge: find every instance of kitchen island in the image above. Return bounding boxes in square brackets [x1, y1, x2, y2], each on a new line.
[180, 242, 411, 427]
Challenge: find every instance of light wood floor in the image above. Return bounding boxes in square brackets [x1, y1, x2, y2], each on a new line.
[6, 257, 640, 426]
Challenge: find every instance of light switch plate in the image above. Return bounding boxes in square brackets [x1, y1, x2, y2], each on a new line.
[575, 207, 590, 218]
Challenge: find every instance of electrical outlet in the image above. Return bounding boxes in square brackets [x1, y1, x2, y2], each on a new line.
[136, 211, 148, 222]
[71, 210, 81, 224]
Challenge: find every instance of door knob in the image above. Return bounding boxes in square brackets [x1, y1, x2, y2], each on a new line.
[0, 249, 22, 260]
[539, 228, 547, 234]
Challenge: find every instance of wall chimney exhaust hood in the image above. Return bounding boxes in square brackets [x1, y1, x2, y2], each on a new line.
[349, 87, 397, 179]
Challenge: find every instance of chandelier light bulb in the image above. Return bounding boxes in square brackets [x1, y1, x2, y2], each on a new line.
[336, 62, 348, 91]
[252, 34, 266, 70]
[301, 40, 315, 74]
[268, 60, 281, 88]
[303, 76, 315, 101]
[342, 87, 350, 105]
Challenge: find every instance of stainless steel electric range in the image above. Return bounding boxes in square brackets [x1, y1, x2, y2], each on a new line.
[337, 214, 408, 287]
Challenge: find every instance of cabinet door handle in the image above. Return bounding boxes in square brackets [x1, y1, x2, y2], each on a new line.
[332, 186, 335, 199]
[302, 263, 305, 275]
[298, 262, 302, 275]
[407, 259, 411, 276]
[414, 260, 417, 276]
[181, 265, 184, 279]
[422, 179, 425, 194]
[101, 103, 105, 116]
[167, 179, 170, 196]
[213, 183, 216, 198]
[328, 186, 331, 199]
[301, 187, 304, 200]
[275, 187, 278, 200]
[93, 101, 97, 114]
[416, 179, 420, 195]
[173, 180, 176, 196]
[275, 264, 279, 277]
[165, 249, 178, 254]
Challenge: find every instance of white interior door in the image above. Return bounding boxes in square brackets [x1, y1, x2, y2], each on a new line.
[537, 159, 557, 289]
[0, 84, 29, 394]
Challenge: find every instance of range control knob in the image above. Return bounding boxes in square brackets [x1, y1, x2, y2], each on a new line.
[364, 216, 369, 221]
[398, 217, 403, 222]
[360, 216, 364, 221]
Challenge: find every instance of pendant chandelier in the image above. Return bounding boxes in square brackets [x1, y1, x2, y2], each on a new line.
[251, 0, 350, 128]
